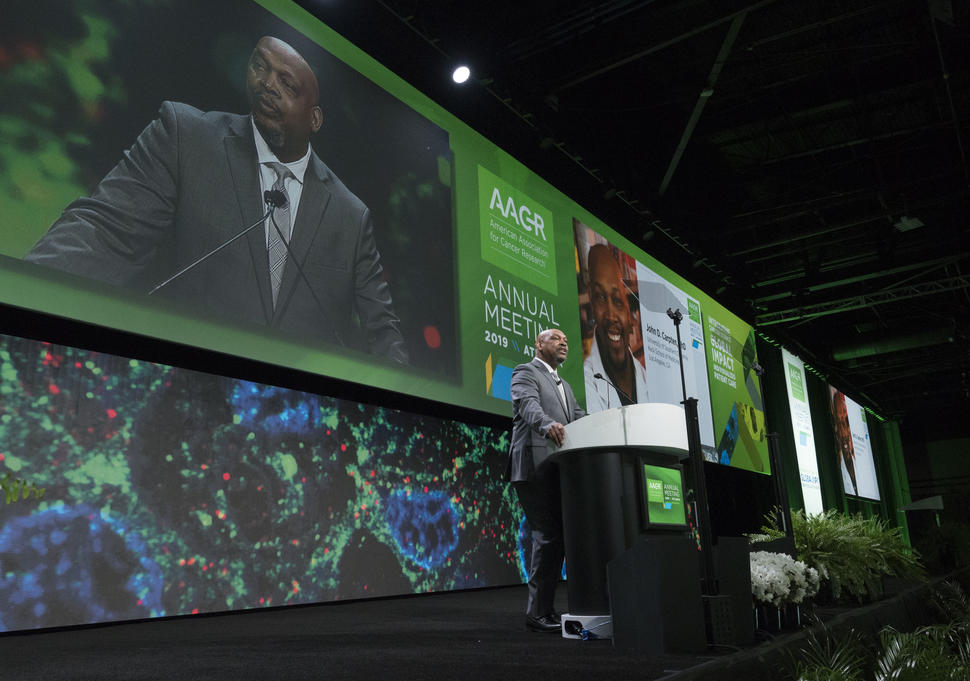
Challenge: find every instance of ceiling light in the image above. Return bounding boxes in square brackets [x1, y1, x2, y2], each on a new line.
[452, 65, 471, 84]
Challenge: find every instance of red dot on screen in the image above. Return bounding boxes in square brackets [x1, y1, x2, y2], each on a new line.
[423, 326, 441, 349]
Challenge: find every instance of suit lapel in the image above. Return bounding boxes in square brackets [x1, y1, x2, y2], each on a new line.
[272, 153, 332, 322]
[534, 361, 569, 421]
[224, 126, 273, 323]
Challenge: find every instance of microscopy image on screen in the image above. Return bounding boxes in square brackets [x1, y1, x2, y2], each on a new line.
[0, 333, 522, 632]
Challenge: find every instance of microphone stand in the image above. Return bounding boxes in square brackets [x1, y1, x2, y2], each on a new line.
[148, 206, 274, 296]
[593, 371, 634, 405]
[667, 307, 717, 598]
[146, 192, 343, 347]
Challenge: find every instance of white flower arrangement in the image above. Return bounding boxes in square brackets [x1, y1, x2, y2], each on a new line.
[750, 550, 820, 607]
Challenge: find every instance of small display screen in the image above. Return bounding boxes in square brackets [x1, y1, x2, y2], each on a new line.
[641, 463, 687, 528]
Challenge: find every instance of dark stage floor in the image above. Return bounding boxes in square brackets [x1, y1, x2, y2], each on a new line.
[0, 580, 944, 681]
[0, 585, 721, 681]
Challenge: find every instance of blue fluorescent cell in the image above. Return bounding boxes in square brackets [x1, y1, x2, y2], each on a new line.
[385, 490, 461, 569]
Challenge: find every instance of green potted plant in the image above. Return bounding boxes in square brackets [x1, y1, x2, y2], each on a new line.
[759, 509, 924, 604]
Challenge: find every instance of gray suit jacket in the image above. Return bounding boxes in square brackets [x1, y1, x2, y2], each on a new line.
[25, 101, 407, 363]
[506, 359, 586, 482]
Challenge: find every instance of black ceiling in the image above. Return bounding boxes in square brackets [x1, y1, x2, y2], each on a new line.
[298, 0, 970, 437]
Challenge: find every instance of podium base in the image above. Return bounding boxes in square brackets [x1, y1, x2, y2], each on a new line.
[607, 536, 707, 653]
[561, 613, 612, 640]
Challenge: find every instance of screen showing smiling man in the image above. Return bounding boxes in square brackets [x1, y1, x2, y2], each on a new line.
[583, 244, 648, 411]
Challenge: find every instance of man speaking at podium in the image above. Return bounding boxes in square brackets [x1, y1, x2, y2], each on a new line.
[24, 36, 407, 364]
[507, 328, 586, 632]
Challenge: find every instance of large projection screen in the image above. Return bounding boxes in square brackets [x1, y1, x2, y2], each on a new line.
[1, 0, 763, 431]
[573, 221, 718, 462]
[782, 349, 823, 514]
[0, 331, 520, 632]
[827, 386, 881, 500]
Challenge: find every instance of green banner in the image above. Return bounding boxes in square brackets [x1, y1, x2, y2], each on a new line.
[704, 316, 770, 474]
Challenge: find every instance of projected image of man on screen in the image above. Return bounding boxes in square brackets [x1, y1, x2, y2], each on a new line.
[582, 244, 648, 411]
[24, 36, 408, 364]
[829, 388, 859, 497]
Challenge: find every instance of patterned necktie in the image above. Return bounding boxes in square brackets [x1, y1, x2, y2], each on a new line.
[554, 375, 570, 421]
[266, 162, 292, 307]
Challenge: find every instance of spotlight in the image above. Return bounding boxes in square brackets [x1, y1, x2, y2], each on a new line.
[452, 65, 471, 84]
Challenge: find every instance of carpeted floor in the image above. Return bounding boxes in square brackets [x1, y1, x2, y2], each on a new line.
[0, 578, 950, 681]
[0, 585, 718, 681]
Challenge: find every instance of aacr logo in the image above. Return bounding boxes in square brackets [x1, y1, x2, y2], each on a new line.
[478, 165, 557, 295]
[787, 362, 805, 402]
[488, 187, 547, 241]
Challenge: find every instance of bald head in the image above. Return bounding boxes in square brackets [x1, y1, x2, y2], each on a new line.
[246, 36, 323, 162]
[535, 328, 569, 367]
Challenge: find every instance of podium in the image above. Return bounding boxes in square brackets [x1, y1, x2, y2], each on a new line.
[545, 403, 707, 652]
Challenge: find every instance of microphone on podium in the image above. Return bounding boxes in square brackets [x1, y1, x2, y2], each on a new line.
[592, 372, 634, 405]
[263, 189, 287, 209]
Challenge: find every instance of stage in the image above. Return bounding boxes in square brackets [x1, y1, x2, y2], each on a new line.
[0, 579, 947, 681]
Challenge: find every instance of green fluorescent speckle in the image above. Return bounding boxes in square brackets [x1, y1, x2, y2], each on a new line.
[3, 455, 25, 472]
[279, 453, 298, 481]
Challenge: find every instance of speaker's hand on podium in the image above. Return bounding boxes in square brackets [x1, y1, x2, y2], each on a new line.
[546, 422, 566, 446]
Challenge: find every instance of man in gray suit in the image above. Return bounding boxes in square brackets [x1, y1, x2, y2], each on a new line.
[507, 328, 586, 632]
[25, 36, 407, 364]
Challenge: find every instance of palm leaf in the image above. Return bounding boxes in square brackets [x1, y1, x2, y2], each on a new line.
[790, 626, 866, 681]
[876, 626, 957, 681]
